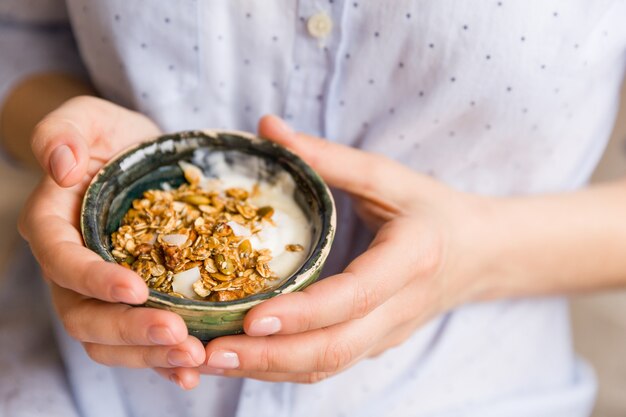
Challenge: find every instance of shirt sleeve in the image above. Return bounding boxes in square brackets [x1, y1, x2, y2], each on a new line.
[0, 0, 88, 164]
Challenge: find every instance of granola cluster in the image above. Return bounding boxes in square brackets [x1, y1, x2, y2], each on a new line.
[110, 165, 302, 302]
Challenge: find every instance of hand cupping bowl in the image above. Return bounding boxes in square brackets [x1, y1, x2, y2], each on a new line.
[81, 130, 336, 342]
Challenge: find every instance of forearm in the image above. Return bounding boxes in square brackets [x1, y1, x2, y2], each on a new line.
[477, 179, 626, 300]
[0, 72, 96, 168]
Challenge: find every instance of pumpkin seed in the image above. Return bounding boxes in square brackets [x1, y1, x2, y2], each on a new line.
[257, 206, 274, 220]
[285, 244, 305, 252]
[226, 188, 249, 200]
[181, 194, 211, 206]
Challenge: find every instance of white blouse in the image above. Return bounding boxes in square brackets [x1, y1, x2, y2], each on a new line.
[2, 0, 625, 416]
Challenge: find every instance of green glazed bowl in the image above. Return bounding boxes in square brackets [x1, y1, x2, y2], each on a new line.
[81, 130, 336, 342]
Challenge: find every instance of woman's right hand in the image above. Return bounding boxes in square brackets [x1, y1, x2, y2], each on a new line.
[18, 96, 205, 389]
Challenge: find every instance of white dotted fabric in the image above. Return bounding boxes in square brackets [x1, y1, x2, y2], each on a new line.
[1, 0, 624, 416]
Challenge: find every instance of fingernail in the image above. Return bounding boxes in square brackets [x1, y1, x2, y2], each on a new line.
[168, 349, 196, 367]
[248, 316, 281, 336]
[148, 326, 176, 345]
[49, 145, 76, 182]
[207, 351, 239, 369]
[111, 286, 140, 304]
[169, 373, 186, 389]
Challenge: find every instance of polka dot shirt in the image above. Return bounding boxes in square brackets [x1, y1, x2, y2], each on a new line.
[1, 1, 624, 416]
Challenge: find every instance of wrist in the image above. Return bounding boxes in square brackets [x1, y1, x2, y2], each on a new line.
[439, 192, 509, 308]
[466, 196, 521, 302]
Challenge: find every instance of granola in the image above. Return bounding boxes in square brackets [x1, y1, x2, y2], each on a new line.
[110, 163, 294, 302]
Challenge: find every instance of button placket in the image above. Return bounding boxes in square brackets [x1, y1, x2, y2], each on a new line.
[282, 1, 342, 137]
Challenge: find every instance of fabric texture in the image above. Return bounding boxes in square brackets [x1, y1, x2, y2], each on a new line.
[3, 0, 626, 416]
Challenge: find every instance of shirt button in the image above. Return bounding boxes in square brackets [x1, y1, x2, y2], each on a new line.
[307, 12, 333, 39]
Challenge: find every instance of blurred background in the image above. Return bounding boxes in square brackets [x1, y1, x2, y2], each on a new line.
[0, 82, 625, 415]
[570, 80, 626, 417]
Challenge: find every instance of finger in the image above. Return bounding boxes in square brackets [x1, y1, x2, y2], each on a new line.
[366, 317, 424, 358]
[206, 276, 435, 375]
[31, 114, 91, 187]
[31, 96, 159, 187]
[205, 318, 379, 374]
[258, 115, 427, 205]
[52, 284, 188, 346]
[82, 336, 205, 369]
[20, 180, 148, 303]
[200, 368, 334, 384]
[37, 234, 147, 304]
[244, 221, 440, 336]
[154, 368, 201, 390]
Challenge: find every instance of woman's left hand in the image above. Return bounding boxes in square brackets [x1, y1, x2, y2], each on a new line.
[162, 115, 494, 384]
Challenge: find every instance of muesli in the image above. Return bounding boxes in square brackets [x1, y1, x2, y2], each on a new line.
[110, 162, 307, 302]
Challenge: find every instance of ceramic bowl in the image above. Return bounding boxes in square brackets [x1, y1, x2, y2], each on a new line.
[81, 130, 336, 342]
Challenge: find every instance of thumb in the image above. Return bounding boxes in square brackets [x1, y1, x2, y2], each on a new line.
[32, 96, 161, 188]
[31, 115, 90, 187]
[258, 114, 421, 204]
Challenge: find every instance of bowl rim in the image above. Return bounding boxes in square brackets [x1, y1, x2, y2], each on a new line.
[81, 129, 336, 311]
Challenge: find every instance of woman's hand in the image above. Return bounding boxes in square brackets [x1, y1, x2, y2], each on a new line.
[162, 115, 493, 384]
[18, 96, 206, 389]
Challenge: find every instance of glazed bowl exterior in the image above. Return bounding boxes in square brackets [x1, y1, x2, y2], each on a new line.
[81, 130, 336, 342]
